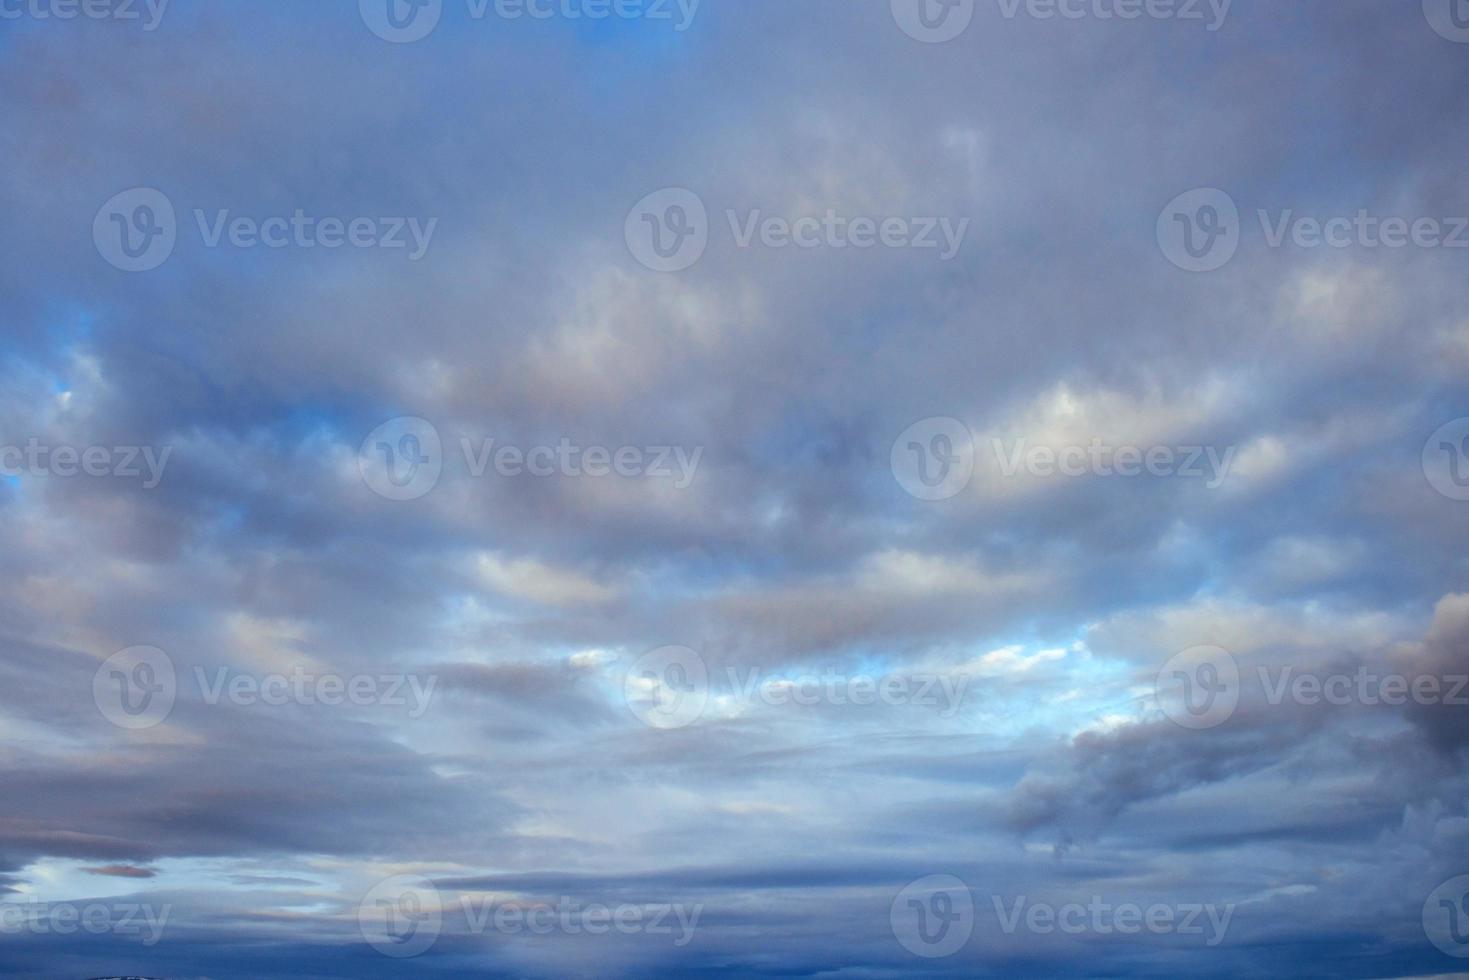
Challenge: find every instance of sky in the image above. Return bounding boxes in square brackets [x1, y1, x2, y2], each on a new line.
[2, 0, 1469, 977]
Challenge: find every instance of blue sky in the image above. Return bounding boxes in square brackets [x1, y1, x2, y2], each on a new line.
[1, 1, 1469, 977]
